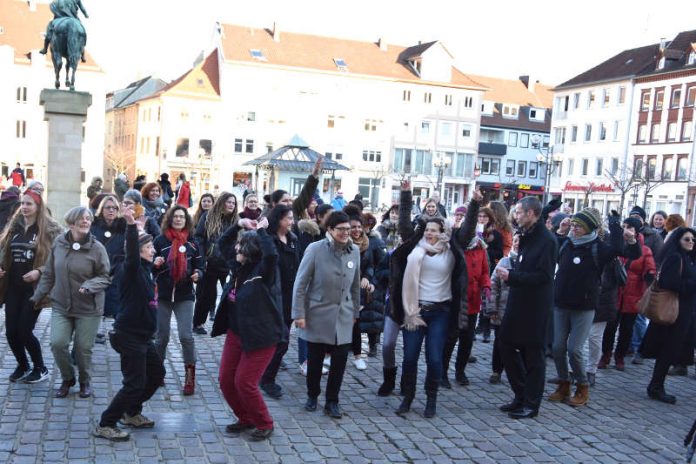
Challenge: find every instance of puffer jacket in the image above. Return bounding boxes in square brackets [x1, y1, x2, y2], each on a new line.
[487, 254, 516, 326]
[641, 225, 663, 262]
[618, 234, 656, 314]
[464, 242, 491, 315]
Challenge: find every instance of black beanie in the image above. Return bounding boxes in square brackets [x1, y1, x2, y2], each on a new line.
[629, 205, 647, 221]
[623, 217, 642, 233]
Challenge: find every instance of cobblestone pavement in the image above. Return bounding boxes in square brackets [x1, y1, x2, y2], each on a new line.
[0, 310, 693, 463]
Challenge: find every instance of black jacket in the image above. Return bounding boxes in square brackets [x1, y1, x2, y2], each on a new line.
[641, 251, 696, 360]
[113, 224, 158, 338]
[641, 226, 663, 262]
[273, 231, 299, 322]
[389, 190, 478, 332]
[90, 217, 127, 269]
[210, 228, 284, 352]
[153, 233, 204, 303]
[498, 219, 558, 346]
[554, 217, 641, 311]
[194, 211, 234, 276]
[296, 219, 324, 260]
[0, 197, 19, 232]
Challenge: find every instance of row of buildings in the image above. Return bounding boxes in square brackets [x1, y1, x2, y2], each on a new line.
[2, 0, 695, 222]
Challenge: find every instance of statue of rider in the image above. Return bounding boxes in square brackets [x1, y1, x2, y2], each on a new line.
[39, 0, 88, 62]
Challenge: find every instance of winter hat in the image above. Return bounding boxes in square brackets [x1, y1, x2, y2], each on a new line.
[1, 187, 20, 201]
[455, 206, 467, 215]
[138, 232, 154, 247]
[550, 213, 569, 229]
[665, 214, 686, 232]
[623, 217, 642, 232]
[571, 208, 600, 232]
[123, 189, 143, 204]
[629, 205, 647, 221]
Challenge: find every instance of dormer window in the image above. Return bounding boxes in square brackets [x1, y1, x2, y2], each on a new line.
[689, 50, 696, 66]
[502, 104, 519, 118]
[657, 56, 666, 70]
[481, 101, 494, 115]
[529, 108, 545, 122]
[249, 49, 267, 61]
[408, 58, 422, 77]
[333, 58, 348, 71]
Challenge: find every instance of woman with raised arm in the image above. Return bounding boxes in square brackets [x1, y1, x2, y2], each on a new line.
[389, 180, 479, 418]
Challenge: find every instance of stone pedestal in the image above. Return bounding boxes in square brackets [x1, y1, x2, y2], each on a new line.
[40, 89, 92, 222]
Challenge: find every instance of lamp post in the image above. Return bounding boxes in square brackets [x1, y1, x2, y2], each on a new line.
[433, 151, 451, 200]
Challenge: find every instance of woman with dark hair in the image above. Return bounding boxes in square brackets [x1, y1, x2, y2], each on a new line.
[211, 217, 283, 441]
[650, 210, 668, 240]
[240, 194, 262, 221]
[0, 189, 62, 384]
[259, 204, 298, 399]
[193, 192, 239, 334]
[293, 211, 361, 419]
[141, 182, 168, 225]
[153, 206, 204, 395]
[489, 201, 513, 257]
[390, 181, 479, 418]
[193, 193, 215, 228]
[641, 227, 696, 404]
[378, 205, 401, 253]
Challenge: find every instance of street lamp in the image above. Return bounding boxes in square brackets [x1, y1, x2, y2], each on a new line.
[433, 152, 451, 199]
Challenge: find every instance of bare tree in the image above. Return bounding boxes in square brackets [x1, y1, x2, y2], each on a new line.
[605, 163, 637, 215]
[368, 166, 389, 211]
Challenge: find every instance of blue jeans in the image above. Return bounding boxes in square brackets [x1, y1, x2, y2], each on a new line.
[631, 314, 648, 353]
[552, 308, 595, 385]
[401, 308, 449, 384]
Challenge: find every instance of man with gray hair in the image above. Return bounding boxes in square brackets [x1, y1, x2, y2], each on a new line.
[495, 196, 557, 419]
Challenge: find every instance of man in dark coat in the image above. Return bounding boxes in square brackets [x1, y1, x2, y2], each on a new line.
[495, 196, 558, 419]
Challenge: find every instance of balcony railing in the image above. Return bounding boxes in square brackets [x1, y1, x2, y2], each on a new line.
[478, 142, 507, 156]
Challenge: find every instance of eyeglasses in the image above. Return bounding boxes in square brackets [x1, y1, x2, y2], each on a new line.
[333, 226, 351, 233]
[682, 237, 695, 243]
[103, 206, 119, 211]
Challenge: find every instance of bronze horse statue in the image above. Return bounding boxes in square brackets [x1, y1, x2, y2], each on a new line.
[48, 16, 86, 91]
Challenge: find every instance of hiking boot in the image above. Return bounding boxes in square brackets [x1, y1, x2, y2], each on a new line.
[548, 380, 571, 402]
[93, 424, 130, 441]
[120, 413, 155, 428]
[568, 383, 589, 407]
[55, 378, 76, 398]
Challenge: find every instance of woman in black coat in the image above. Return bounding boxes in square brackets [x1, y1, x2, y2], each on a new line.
[641, 227, 696, 404]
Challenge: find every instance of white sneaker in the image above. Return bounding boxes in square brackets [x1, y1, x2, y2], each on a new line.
[353, 358, 367, 371]
[300, 361, 308, 377]
[323, 357, 331, 368]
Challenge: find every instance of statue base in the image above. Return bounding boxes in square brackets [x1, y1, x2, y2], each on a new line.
[40, 89, 92, 221]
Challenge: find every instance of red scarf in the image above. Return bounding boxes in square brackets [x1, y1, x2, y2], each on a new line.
[165, 228, 189, 284]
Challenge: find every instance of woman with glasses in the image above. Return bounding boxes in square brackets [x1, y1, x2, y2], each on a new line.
[641, 227, 696, 404]
[293, 211, 361, 419]
[32, 206, 111, 398]
[390, 180, 479, 418]
[121, 190, 160, 237]
[240, 194, 262, 221]
[0, 189, 62, 384]
[153, 206, 203, 395]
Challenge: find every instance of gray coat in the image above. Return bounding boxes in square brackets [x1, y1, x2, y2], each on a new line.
[292, 237, 360, 345]
[32, 233, 111, 317]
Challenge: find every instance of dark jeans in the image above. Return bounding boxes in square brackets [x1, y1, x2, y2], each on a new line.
[193, 272, 227, 328]
[260, 321, 290, 386]
[99, 331, 166, 427]
[4, 286, 44, 370]
[351, 322, 380, 356]
[478, 314, 491, 339]
[492, 327, 504, 374]
[602, 312, 638, 357]
[306, 342, 350, 403]
[402, 307, 449, 384]
[443, 314, 477, 377]
[500, 342, 546, 410]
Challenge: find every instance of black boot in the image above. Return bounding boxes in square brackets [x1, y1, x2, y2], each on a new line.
[423, 377, 438, 418]
[378, 367, 397, 397]
[396, 371, 416, 415]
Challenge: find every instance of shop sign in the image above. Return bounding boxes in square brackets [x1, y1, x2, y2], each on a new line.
[563, 181, 614, 193]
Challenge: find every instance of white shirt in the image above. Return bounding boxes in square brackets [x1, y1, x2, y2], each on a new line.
[418, 251, 455, 303]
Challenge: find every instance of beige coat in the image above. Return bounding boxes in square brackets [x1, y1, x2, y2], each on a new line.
[32, 233, 111, 317]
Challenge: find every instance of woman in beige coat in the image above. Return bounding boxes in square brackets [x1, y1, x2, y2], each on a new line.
[33, 206, 111, 398]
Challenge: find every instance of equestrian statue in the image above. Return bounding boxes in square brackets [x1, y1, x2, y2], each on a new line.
[39, 0, 88, 91]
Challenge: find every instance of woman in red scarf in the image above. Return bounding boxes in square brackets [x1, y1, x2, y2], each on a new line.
[152, 206, 204, 395]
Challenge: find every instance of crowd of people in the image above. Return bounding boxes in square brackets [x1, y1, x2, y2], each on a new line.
[0, 158, 694, 443]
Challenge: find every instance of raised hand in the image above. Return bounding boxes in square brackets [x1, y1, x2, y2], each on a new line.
[312, 156, 323, 177]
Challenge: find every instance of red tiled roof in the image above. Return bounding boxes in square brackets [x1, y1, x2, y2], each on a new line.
[218, 24, 484, 89]
[466, 74, 553, 108]
[0, 0, 99, 68]
[144, 49, 220, 101]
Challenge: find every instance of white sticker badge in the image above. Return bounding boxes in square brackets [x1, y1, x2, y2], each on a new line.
[178, 245, 187, 253]
[347, 261, 354, 269]
[573, 257, 581, 264]
[104, 231, 112, 238]
[72, 243, 81, 251]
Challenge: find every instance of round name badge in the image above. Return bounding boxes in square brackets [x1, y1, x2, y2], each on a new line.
[72, 243, 81, 251]
[573, 257, 581, 264]
[347, 261, 354, 269]
[518, 255, 523, 262]
[104, 231, 112, 238]
[178, 245, 187, 253]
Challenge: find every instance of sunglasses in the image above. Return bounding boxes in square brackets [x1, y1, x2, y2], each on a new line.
[682, 237, 695, 243]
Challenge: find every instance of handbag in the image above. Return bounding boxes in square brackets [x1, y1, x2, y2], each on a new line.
[613, 258, 628, 287]
[637, 261, 681, 325]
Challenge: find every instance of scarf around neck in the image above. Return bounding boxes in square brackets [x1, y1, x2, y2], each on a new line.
[242, 207, 261, 220]
[325, 231, 353, 253]
[165, 228, 189, 284]
[570, 230, 598, 247]
[402, 235, 450, 331]
[352, 232, 370, 254]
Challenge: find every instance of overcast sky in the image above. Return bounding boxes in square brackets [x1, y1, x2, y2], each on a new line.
[85, 0, 695, 89]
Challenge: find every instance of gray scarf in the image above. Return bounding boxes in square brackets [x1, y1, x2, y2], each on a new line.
[569, 230, 598, 246]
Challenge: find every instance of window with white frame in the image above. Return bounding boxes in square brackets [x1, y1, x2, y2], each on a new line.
[602, 88, 610, 107]
[420, 121, 431, 134]
[364, 119, 378, 131]
[327, 115, 335, 128]
[567, 158, 575, 176]
[662, 156, 674, 180]
[444, 94, 453, 106]
[689, 50, 696, 65]
[667, 122, 677, 142]
[517, 161, 527, 177]
[599, 122, 607, 141]
[16, 86, 27, 103]
[505, 160, 515, 176]
[677, 155, 689, 180]
[15, 120, 26, 138]
[618, 86, 626, 105]
[463, 96, 473, 108]
[638, 124, 648, 143]
[587, 90, 595, 108]
[403, 90, 411, 102]
[508, 132, 518, 146]
[461, 125, 472, 137]
[651, 123, 661, 143]
[671, 88, 681, 108]
[595, 158, 603, 176]
[555, 127, 566, 144]
[654, 90, 664, 110]
[613, 121, 620, 141]
[362, 150, 382, 163]
[641, 91, 651, 111]
[529, 162, 538, 178]
[520, 133, 529, 148]
[490, 158, 500, 175]
[581, 158, 589, 176]
[584, 124, 592, 142]
[481, 158, 491, 174]
[683, 120, 693, 142]
[571, 125, 578, 142]
[424, 92, 432, 104]
[502, 104, 519, 118]
[687, 86, 696, 106]
[611, 157, 619, 175]
[573, 93, 580, 109]
[245, 139, 254, 153]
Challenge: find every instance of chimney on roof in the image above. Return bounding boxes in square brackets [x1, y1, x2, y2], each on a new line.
[272, 22, 280, 43]
[519, 75, 536, 93]
[28, 0, 36, 11]
[378, 37, 387, 52]
[659, 37, 668, 52]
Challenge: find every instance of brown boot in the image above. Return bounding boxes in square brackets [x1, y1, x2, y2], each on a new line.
[548, 380, 571, 402]
[183, 364, 195, 396]
[597, 352, 611, 369]
[615, 354, 625, 371]
[568, 383, 589, 407]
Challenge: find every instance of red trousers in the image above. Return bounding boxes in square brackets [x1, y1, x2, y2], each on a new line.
[219, 331, 276, 430]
